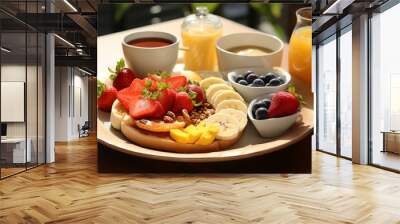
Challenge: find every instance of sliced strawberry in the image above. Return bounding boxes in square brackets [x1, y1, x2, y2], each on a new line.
[143, 77, 158, 91]
[117, 88, 137, 110]
[158, 88, 176, 112]
[129, 97, 158, 119]
[172, 92, 193, 113]
[151, 101, 166, 119]
[116, 78, 146, 110]
[165, 76, 187, 90]
[129, 78, 146, 94]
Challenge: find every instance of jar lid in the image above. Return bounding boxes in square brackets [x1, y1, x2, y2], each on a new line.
[182, 6, 222, 31]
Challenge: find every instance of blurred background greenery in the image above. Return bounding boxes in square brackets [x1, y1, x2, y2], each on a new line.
[98, 3, 309, 42]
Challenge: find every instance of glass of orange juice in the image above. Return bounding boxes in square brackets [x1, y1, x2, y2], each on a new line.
[288, 7, 312, 87]
[181, 7, 222, 71]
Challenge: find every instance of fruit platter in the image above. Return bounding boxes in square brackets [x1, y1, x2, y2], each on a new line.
[97, 59, 313, 162]
[97, 14, 313, 162]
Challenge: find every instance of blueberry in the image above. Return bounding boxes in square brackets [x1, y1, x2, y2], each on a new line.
[238, 79, 249, 86]
[260, 72, 277, 84]
[255, 107, 268, 120]
[252, 101, 266, 116]
[260, 99, 271, 109]
[235, 75, 245, 83]
[252, 78, 265, 87]
[267, 78, 283, 86]
[248, 83, 257, 87]
[246, 73, 258, 83]
[242, 71, 254, 79]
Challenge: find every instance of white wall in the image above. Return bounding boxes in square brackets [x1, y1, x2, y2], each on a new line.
[1, 65, 30, 138]
[1, 63, 46, 164]
[54, 67, 89, 141]
[55, 66, 69, 141]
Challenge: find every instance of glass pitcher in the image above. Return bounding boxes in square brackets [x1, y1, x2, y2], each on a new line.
[181, 7, 222, 71]
[288, 7, 312, 87]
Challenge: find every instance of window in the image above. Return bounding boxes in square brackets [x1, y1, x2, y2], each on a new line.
[370, 2, 400, 171]
[317, 36, 337, 154]
[339, 28, 352, 158]
[0, 2, 46, 179]
[316, 26, 353, 159]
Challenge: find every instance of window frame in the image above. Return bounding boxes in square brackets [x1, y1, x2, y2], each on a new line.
[367, 0, 400, 173]
[314, 22, 352, 160]
[0, 1, 47, 180]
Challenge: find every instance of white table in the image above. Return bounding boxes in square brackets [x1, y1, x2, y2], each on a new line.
[97, 17, 314, 163]
[1, 137, 31, 163]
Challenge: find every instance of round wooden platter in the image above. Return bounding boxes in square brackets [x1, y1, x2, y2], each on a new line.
[119, 116, 242, 153]
[98, 107, 312, 162]
[98, 111, 313, 163]
[97, 70, 314, 163]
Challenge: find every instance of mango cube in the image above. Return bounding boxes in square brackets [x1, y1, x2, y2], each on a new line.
[170, 129, 190, 144]
[184, 125, 205, 144]
[197, 121, 206, 128]
[206, 123, 220, 135]
[195, 131, 216, 145]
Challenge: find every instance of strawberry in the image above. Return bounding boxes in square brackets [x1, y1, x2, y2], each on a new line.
[267, 91, 299, 118]
[129, 97, 158, 119]
[97, 80, 117, 112]
[172, 92, 193, 113]
[151, 101, 166, 119]
[129, 78, 146, 94]
[143, 77, 158, 91]
[158, 88, 176, 112]
[165, 76, 187, 90]
[109, 58, 136, 91]
[187, 84, 205, 104]
[117, 79, 145, 110]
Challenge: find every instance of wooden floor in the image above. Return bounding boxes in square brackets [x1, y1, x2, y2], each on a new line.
[0, 136, 400, 224]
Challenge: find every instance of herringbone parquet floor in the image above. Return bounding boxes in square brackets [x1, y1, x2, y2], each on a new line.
[1, 135, 400, 224]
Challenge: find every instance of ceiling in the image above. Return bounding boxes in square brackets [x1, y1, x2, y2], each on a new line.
[0, 0, 98, 73]
[312, 0, 392, 43]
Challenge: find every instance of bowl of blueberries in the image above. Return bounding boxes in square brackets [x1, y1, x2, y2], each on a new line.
[248, 93, 299, 138]
[227, 67, 290, 102]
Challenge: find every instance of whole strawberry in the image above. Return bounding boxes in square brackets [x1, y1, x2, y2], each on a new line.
[109, 58, 136, 91]
[97, 80, 117, 112]
[268, 91, 299, 118]
[172, 92, 193, 113]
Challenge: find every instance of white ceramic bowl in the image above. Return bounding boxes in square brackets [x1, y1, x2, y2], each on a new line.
[122, 31, 179, 77]
[216, 32, 284, 72]
[227, 67, 291, 102]
[248, 93, 299, 138]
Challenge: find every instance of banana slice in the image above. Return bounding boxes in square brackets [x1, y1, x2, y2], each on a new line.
[215, 99, 247, 114]
[199, 77, 226, 90]
[110, 100, 127, 130]
[212, 90, 244, 108]
[210, 90, 223, 105]
[217, 108, 247, 131]
[205, 83, 233, 102]
[205, 113, 240, 140]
